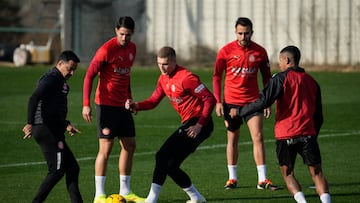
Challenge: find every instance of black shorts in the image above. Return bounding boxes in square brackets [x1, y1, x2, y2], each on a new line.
[276, 135, 322, 169]
[157, 117, 214, 164]
[96, 104, 135, 139]
[223, 103, 262, 132]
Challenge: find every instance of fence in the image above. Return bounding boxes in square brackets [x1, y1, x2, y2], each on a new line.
[3, 0, 359, 67]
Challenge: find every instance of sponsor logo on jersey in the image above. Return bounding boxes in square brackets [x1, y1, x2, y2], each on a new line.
[233, 55, 240, 59]
[114, 67, 130, 75]
[171, 84, 176, 92]
[231, 67, 256, 76]
[168, 96, 183, 104]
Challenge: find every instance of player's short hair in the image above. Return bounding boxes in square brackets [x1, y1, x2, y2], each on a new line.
[116, 16, 135, 31]
[280, 45, 301, 65]
[157, 46, 176, 59]
[58, 50, 80, 63]
[235, 17, 253, 31]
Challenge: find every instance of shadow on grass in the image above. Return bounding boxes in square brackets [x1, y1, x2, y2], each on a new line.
[207, 191, 360, 202]
[329, 181, 360, 188]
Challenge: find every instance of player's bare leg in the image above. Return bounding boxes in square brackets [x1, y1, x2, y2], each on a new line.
[119, 137, 136, 176]
[96, 138, 115, 176]
[224, 128, 240, 189]
[118, 136, 145, 203]
[226, 129, 240, 166]
[248, 114, 278, 190]
[281, 165, 307, 202]
[94, 138, 114, 201]
[281, 165, 301, 194]
[308, 164, 329, 194]
[247, 115, 266, 168]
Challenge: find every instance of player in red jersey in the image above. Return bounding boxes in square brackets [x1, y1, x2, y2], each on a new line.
[213, 17, 278, 190]
[230, 45, 331, 203]
[126, 47, 216, 203]
[82, 16, 143, 203]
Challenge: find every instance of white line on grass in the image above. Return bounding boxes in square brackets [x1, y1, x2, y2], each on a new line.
[0, 130, 359, 169]
[0, 121, 180, 128]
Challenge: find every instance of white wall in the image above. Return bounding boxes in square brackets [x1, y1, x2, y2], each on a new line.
[145, 0, 360, 65]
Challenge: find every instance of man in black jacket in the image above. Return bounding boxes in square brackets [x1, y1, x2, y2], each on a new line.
[22, 50, 83, 203]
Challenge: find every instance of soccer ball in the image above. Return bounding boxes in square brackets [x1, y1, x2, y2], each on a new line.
[106, 194, 127, 203]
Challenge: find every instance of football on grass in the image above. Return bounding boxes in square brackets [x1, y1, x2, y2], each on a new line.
[106, 194, 126, 203]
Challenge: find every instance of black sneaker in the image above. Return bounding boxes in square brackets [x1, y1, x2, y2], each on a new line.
[224, 179, 237, 189]
[257, 179, 280, 190]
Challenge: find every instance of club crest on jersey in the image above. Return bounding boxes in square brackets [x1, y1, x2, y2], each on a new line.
[194, 84, 205, 93]
[129, 53, 134, 61]
[249, 54, 255, 62]
[62, 83, 69, 94]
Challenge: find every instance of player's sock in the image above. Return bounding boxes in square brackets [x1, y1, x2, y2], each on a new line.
[119, 175, 131, 196]
[228, 165, 237, 180]
[95, 176, 106, 197]
[183, 184, 204, 201]
[320, 193, 331, 203]
[294, 191, 307, 203]
[257, 164, 266, 182]
[146, 183, 162, 203]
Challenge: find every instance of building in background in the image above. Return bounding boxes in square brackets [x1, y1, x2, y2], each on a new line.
[1, 0, 360, 67]
[144, 0, 360, 66]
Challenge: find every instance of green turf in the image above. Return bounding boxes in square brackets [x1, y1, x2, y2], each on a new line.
[0, 65, 359, 202]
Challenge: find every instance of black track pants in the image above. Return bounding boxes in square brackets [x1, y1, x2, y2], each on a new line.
[32, 125, 83, 203]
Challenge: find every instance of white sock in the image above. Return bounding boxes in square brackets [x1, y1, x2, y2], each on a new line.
[320, 193, 331, 203]
[119, 175, 131, 196]
[183, 184, 204, 201]
[146, 183, 162, 203]
[257, 164, 266, 182]
[228, 165, 237, 180]
[294, 191, 307, 203]
[95, 176, 106, 197]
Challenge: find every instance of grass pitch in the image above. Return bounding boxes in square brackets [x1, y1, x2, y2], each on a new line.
[0, 65, 359, 202]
